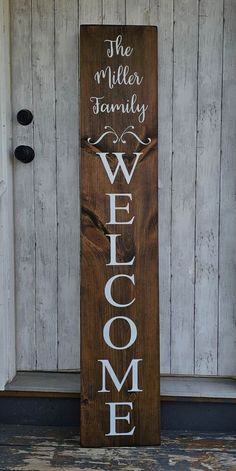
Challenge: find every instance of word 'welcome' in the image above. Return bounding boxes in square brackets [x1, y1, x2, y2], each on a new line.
[97, 151, 142, 436]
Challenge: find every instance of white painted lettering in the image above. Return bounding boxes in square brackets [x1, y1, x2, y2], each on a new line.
[98, 359, 142, 392]
[106, 234, 135, 266]
[97, 152, 141, 185]
[105, 275, 135, 308]
[105, 402, 135, 436]
[103, 316, 137, 350]
[90, 95, 148, 123]
[107, 193, 134, 225]
[104, 35, 133, 58]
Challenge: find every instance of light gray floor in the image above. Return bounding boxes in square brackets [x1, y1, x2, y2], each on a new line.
[6, 372, 236, 399]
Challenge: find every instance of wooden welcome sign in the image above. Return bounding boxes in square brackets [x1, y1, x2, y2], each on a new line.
[80, 25, 160, 447]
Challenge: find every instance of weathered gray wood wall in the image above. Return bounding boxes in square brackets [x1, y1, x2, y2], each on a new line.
[11, 0, 236, 376]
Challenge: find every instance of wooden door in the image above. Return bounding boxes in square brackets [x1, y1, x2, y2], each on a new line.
[11, 0, 80, 371]
[10, 0, 236, 378]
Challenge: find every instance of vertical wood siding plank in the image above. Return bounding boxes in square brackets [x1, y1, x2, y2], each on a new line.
[171, 0, 198, 374]
[55, 0, 80, 370]
[219, 0, 236, 375]
[79, 0, 103, 24]
[127, 0, 173, 374]
[11, 0, 36, 370]
[79, 0, 103, 370]
[32, 0, 57, 370]
[126, 0, 150, 25]
[102, 0, 125, 24]
[0, 0, 15, 386]
[195, 0, 223, 375]
[150, 0, 173, 374]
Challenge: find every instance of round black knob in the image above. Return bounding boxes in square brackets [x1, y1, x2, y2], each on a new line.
[17, 109, 33, 126]
[14, 145, 35, 164]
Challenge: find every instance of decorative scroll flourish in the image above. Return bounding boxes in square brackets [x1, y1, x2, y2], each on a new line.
[87, 126, 151, 146]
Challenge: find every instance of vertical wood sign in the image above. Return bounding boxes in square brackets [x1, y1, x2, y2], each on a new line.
[80, 25, 160, 447]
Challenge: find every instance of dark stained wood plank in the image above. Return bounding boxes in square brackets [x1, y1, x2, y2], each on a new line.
[80, 25, 160, 446]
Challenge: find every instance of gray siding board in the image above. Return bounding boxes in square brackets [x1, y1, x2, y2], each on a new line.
[171, 0, 198, 374]
[218, 0, 236, 375]
[11, 0, 36, 370]
[195, 0, 223, 375]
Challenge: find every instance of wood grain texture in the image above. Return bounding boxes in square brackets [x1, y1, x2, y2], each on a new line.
[32, 0, 57, 370]
[171, 0, 198, 374]
[0, 0, 15, 388]
[126, 0, 150, 25]
[1, 426, 236, 471]
[11, 0, 36, 370]
[218, 0, 236, 375]
[80, 25, 160, 446]
[55, 0, 80, 370]
[195, 0, 223, 375]
[102, 0, 125, 24]
[79, 0, 103, 24]
[10, 0, 236, 380]
[150, 0, 173, 374]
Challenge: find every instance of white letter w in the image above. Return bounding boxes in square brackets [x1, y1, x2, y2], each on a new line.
[96, 152, 141, 184]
